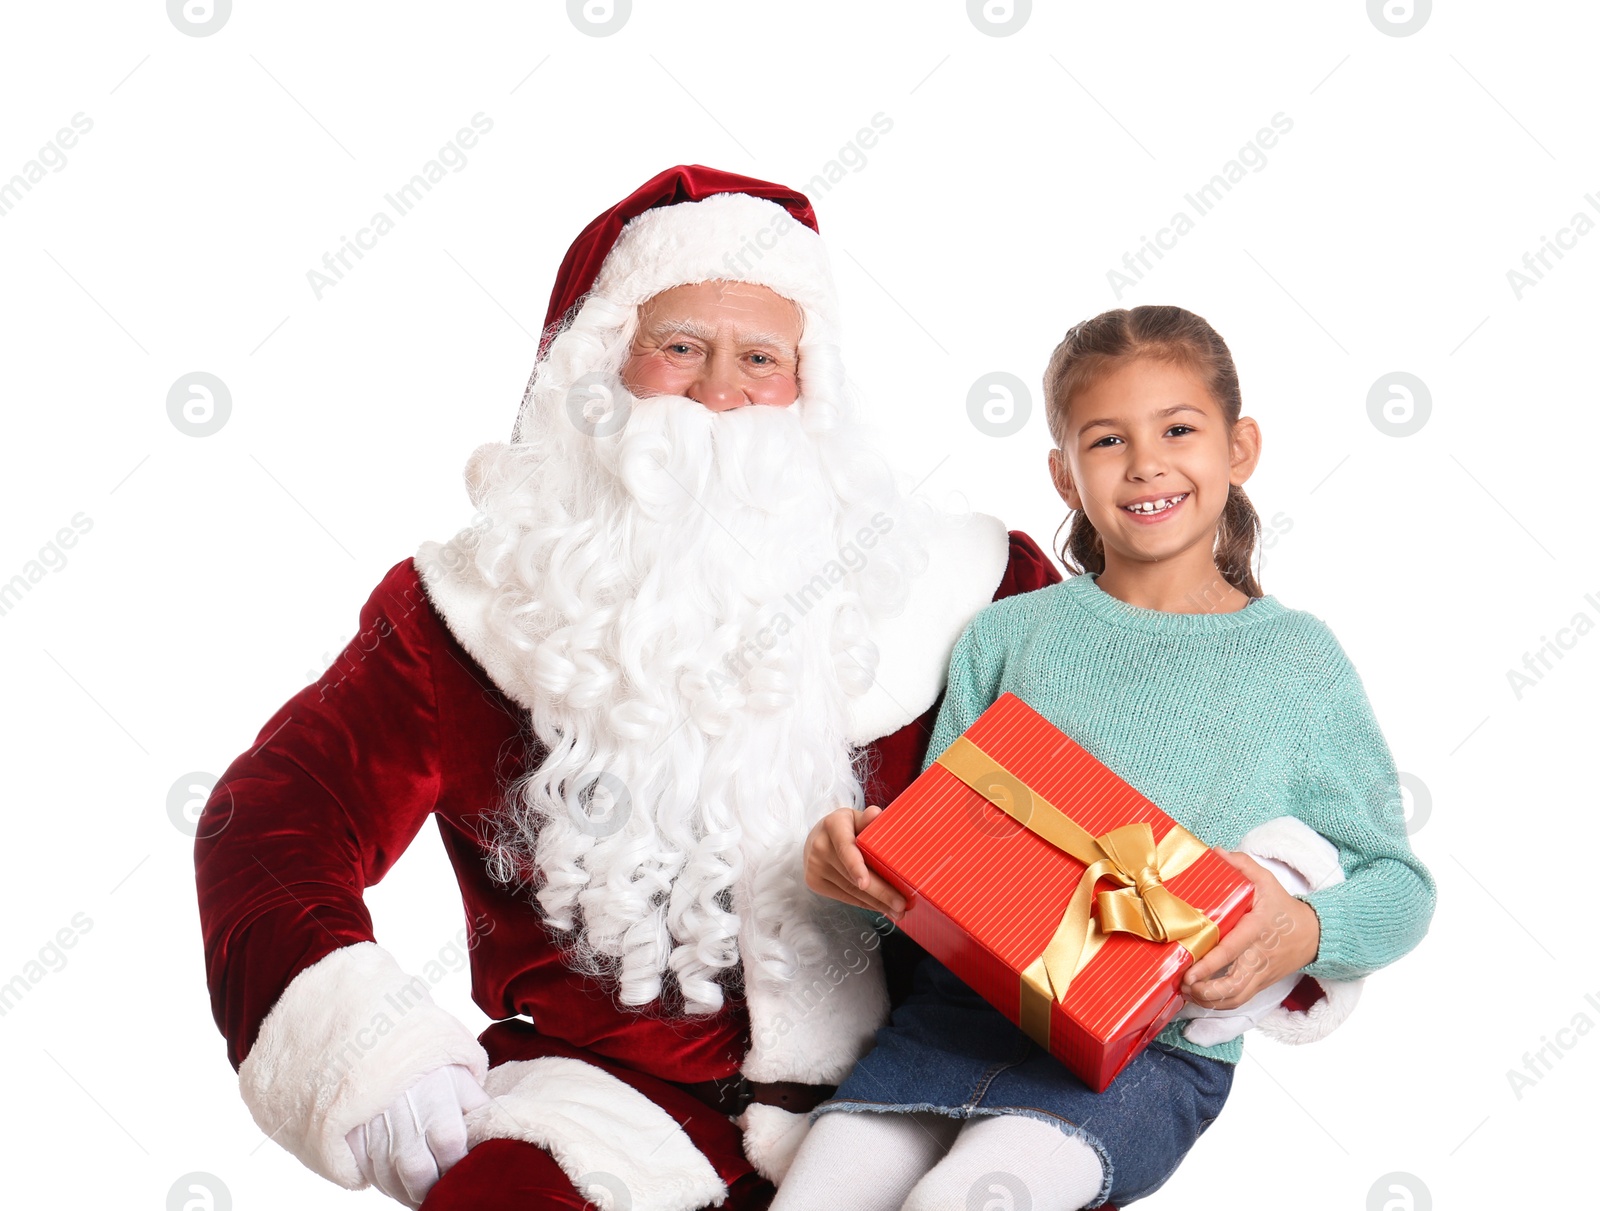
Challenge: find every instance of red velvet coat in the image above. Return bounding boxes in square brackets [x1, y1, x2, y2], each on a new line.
[195, 532, 1059, 1207]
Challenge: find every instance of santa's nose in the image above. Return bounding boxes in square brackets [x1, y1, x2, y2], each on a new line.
[686, 370, 748, 411]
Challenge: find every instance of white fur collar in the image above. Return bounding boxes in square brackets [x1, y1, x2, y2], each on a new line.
[414, 510, 1009, 747]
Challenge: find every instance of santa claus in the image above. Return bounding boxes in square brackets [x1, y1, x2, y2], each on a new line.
[194, 166, 1060, 1210]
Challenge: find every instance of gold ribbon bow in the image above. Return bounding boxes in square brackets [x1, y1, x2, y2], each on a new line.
[935, 735, 1222, 1047]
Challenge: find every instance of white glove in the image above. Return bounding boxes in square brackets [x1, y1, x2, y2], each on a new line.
[345, 1063, 491, 1208]
[1175, 852, 1310, 1046]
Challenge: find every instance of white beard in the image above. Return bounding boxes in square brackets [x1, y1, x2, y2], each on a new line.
[464, 297, 931, 1015]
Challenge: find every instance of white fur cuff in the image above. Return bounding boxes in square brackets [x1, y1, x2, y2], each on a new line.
[236, 942, 489, 1189]
[467, 1057, 726, 1211]
[737, 1103, 811, 1186]
[1258, 972, 1362, 1044]
[1238, 818, 1365, 1044]
[1177, 817, 1364, 1047]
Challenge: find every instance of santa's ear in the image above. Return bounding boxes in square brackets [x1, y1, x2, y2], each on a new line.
[1048, 448, 1082, 510]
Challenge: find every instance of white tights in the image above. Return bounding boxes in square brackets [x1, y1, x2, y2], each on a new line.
[770, 1109, 1105, 1211]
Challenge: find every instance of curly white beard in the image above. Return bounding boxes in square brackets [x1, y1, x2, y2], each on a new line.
[464, 295, 931, 1015]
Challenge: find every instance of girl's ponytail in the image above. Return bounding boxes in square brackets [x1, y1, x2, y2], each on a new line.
[1215, 483, 1263, 599]
[1043, 305, 1264, 599]
[1059, 508, 1104, 577]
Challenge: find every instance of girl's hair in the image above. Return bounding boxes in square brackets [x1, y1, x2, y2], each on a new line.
[1042, 304, 1263, 598]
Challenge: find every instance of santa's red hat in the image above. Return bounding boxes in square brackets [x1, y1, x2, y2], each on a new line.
[517, 166, 841, 440]
[541, 165, 820, 347]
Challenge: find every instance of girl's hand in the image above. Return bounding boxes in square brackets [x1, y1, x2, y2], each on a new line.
[1179, 850, 1321, 1011]
[803, 806, 906, 919]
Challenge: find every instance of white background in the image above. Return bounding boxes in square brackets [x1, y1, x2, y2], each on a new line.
[1, 2, 1594, 1208]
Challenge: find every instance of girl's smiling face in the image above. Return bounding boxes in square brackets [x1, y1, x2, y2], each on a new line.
[1048, 356, 1261, 578]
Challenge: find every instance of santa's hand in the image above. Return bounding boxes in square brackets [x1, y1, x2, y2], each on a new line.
[345, 1063, 490, 1208]
[1180, 850, 1320, 1011]
[804, 806, 905, 920]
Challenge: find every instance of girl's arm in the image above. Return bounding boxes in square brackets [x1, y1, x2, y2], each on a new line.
[1289, 660, 1437, 983]
[918, 612, 1009, 775]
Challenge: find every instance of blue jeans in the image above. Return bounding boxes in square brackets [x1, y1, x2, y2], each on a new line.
[814, 955, 1234, 1206]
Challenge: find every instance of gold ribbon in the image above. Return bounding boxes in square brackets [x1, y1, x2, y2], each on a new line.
[935, 734, 1222, 1048]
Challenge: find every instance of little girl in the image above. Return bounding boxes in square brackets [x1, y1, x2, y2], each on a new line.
[779, 305, 1436, 1210]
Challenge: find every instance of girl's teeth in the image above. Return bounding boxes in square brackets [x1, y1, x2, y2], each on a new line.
[1125, 494, 1187, 514]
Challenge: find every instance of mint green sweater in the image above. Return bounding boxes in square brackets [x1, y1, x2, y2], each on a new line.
[919, 572, 1436, 1065]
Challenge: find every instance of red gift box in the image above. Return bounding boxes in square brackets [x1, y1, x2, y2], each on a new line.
[857, 692, 1254, 1092]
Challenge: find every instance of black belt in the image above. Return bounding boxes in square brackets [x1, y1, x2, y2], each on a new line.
[671, 1073, 837, 1117]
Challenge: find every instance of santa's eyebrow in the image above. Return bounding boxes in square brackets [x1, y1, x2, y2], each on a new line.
[642, 318, 796, 356]
[732, 329, 797, 352]
[644, 317, 718, 343]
